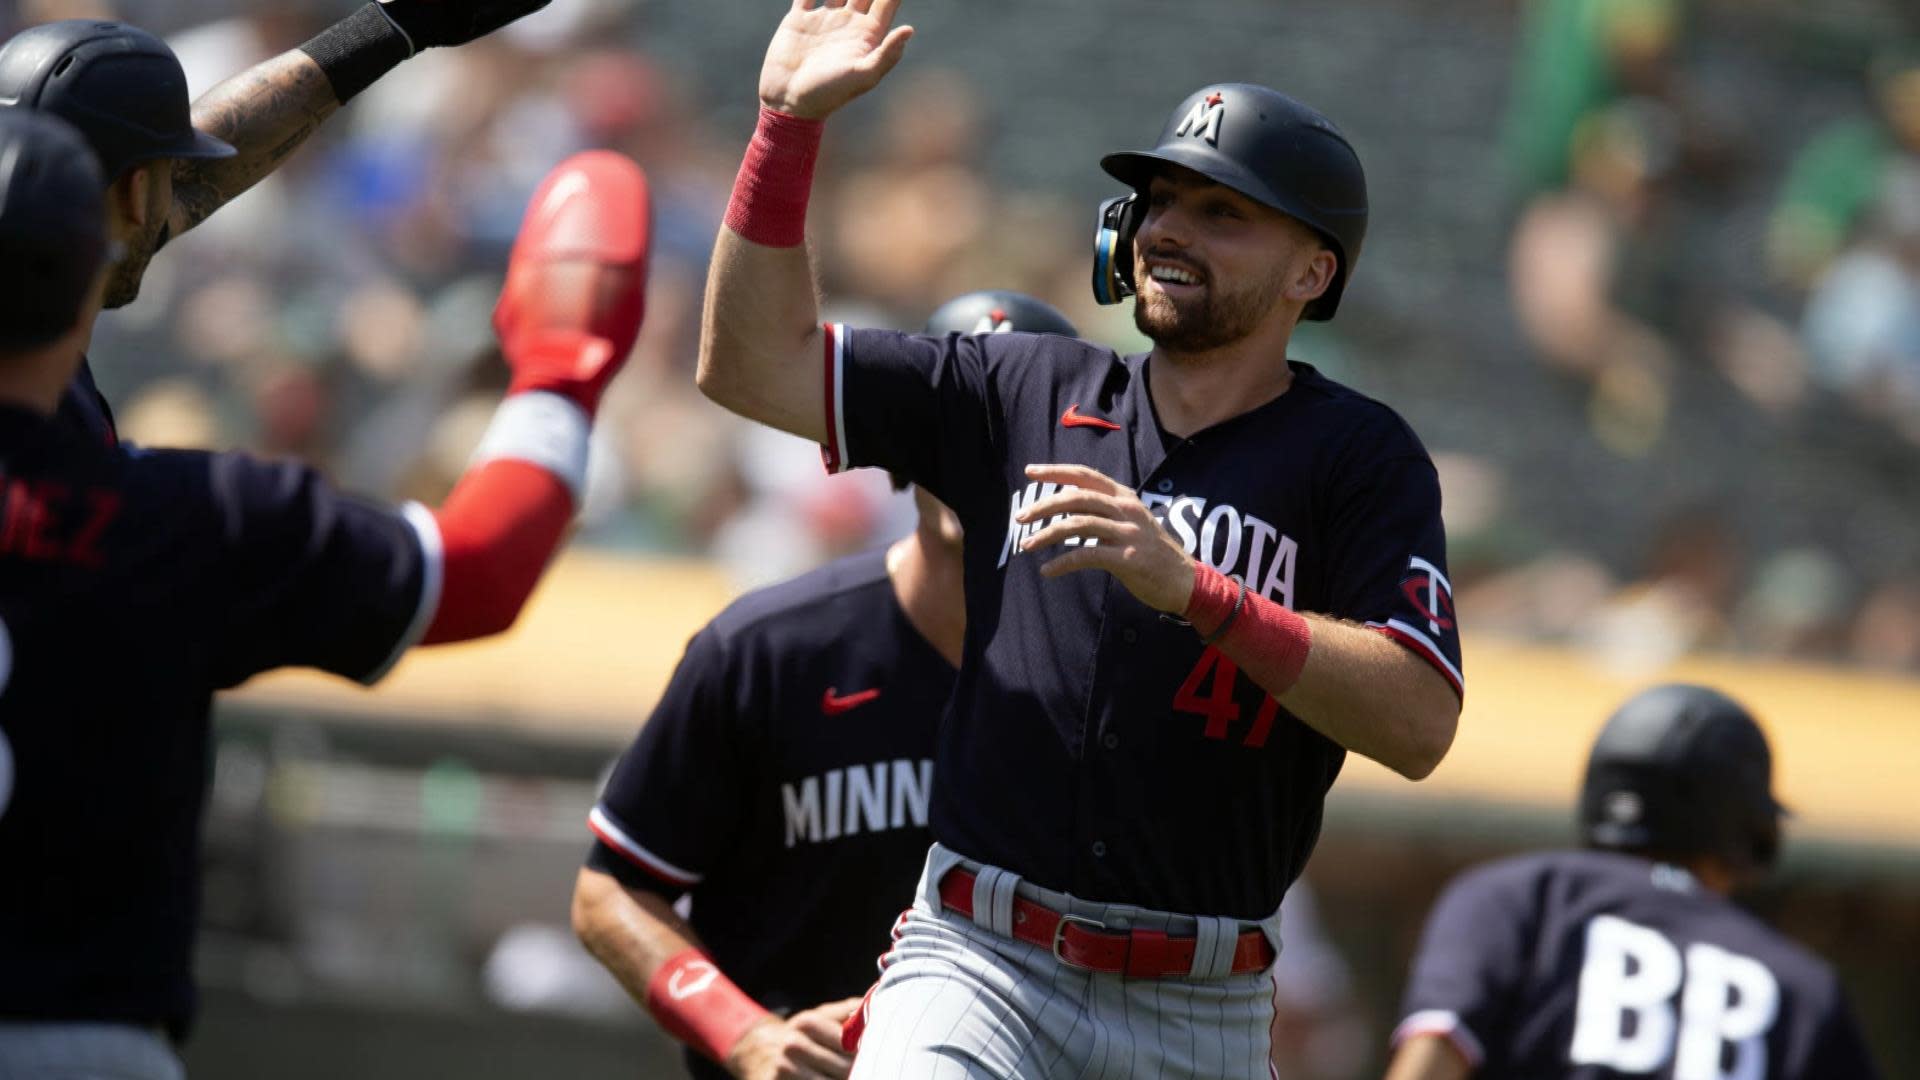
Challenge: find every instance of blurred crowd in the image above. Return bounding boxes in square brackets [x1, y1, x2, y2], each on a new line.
[3, 0, 1916, 677]
[1458, 0, 1920, 677]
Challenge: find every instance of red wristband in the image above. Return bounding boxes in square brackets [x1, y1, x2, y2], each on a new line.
[1185, 564, 1313, 695]
[724, 106, 824, 247]
[645, 949, 772, 1066]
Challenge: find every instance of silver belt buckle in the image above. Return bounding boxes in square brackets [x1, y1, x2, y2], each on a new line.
[1050, 912, 1110, 966]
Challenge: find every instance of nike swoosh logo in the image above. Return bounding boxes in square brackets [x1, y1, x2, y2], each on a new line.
[822, 687, 882, 715]
[1061, 404, 1122, 431]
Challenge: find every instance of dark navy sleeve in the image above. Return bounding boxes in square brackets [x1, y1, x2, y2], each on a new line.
[200, 451, 430, 689]
[1802, 985, 1882, 1080]
[1393, 864, 1537, 1070]
[822, 324, 1005, 512]
[586, 626, 749, 899]
[1322, 414, 1463, 696]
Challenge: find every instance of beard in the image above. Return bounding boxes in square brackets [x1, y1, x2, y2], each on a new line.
[1132, 257, 1289, 355]
[102, 252, 150, 310]
[103, 220, 169, 310]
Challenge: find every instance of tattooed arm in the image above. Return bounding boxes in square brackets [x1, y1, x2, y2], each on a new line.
[168, 51, 339, 239]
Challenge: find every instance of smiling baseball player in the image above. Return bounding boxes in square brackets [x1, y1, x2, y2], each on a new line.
[692, 2, 1463, 1075]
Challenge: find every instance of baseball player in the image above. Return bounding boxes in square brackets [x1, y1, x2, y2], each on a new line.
[0, 1, 549, 446]
[692, 3, 1464, 1075]
[1386, 684, 1881, 1080]
[572, 291, 1078, 1080]
[0, 113, 650, 1078]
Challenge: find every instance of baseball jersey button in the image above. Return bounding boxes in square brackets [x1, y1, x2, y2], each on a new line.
[1091, 840, 1107, 857]
[1102, 732, 1119, 750]
[1120, 627, 1138, 644]
[1155, 479, 1173, 493]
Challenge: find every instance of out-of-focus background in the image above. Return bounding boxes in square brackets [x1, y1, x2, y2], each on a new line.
[8, 0, 1919, 1074]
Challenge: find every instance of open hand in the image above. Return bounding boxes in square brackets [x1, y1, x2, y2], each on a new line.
[1016, 463, 1197, 614]
[727, 996, 862, 1080]
[759, 0, 914, 120]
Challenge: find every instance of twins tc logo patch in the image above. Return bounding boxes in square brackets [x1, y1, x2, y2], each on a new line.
[1373, 555, 1463, 694]
[1400, 556, 1456, 635]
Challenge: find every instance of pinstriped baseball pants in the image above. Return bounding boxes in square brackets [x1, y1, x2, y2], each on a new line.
[850, 843, 1281, 1080]
[0, 1023, 184, 1080]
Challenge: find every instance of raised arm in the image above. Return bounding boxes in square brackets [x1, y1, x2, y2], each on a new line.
[695, 0, 913, 443]
[169, 0, 549, 238]
[169, 51, 336, 237]
[385, 151, 643, 650]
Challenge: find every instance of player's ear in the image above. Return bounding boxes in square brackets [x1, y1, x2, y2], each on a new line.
[106, 162, 164, 231]
[106, 167, 145, 232]
[1285, 246, 1337, 307]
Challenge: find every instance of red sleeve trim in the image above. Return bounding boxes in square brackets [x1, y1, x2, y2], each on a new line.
[819, 323, 850, 475]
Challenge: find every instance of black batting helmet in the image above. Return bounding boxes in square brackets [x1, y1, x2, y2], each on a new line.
[0, 20, 234, 180]
[1579, 684, 1786, 872]
[0, 108, 110, 349]
[1092, 83, 1368, 321]
[925, 290, 1078, 337]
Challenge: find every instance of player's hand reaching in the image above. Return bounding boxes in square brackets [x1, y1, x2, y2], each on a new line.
[759, 0, 914, 120]
[493, 150, 652, 417]
[379, 0, 553, 52]
[1016, 463, 1198, 614]
[726, 996, 862, 1080]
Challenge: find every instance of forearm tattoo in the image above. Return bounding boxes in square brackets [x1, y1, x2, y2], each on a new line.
[170, 51, 341, 235]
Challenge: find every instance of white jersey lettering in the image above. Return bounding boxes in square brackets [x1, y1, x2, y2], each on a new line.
[1000, 477, 1300, 605]
[781, 760, 936, 847]
[1569, 914, 1782, 1079]
[1570, 914, 1684, 1071]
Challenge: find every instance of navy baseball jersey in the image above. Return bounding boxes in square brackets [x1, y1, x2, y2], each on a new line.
[0, 404, 431, 1033]
[587, 549, 953, 1078]
[57, 359, 118, 447]
[819, 327, 1462, 920]
[1395, 850, 1881, 1079]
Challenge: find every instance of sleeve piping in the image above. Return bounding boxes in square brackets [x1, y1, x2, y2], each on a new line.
[819, 322, 851, 475]
[1391, 1009, 1485, 1068]
[1368, 620, 1465, 699]
[587, 804, 702, 888]
[360, 501, 444, 686]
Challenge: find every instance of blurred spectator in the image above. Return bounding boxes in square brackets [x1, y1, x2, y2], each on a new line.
[1769, 45, 1920, 292]
[1733, 547, 1854, 661]
[825, 68, 991, 318]
[1582, 504, 1742, 675]
[1801, 163, 1920, 437]
[1849, 577, 1920, 671]
[1507, 99, 1682, 456]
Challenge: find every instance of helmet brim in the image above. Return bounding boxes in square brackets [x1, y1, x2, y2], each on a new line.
[1100, 146, 1287, 220]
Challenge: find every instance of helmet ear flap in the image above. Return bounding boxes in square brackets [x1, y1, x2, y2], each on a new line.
[1092, 193, 1142, 305]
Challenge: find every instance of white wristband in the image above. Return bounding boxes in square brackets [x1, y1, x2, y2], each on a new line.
[469, 391, 592, 504]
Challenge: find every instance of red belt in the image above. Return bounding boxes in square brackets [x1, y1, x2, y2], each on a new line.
[938, 868, 1274, 978]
